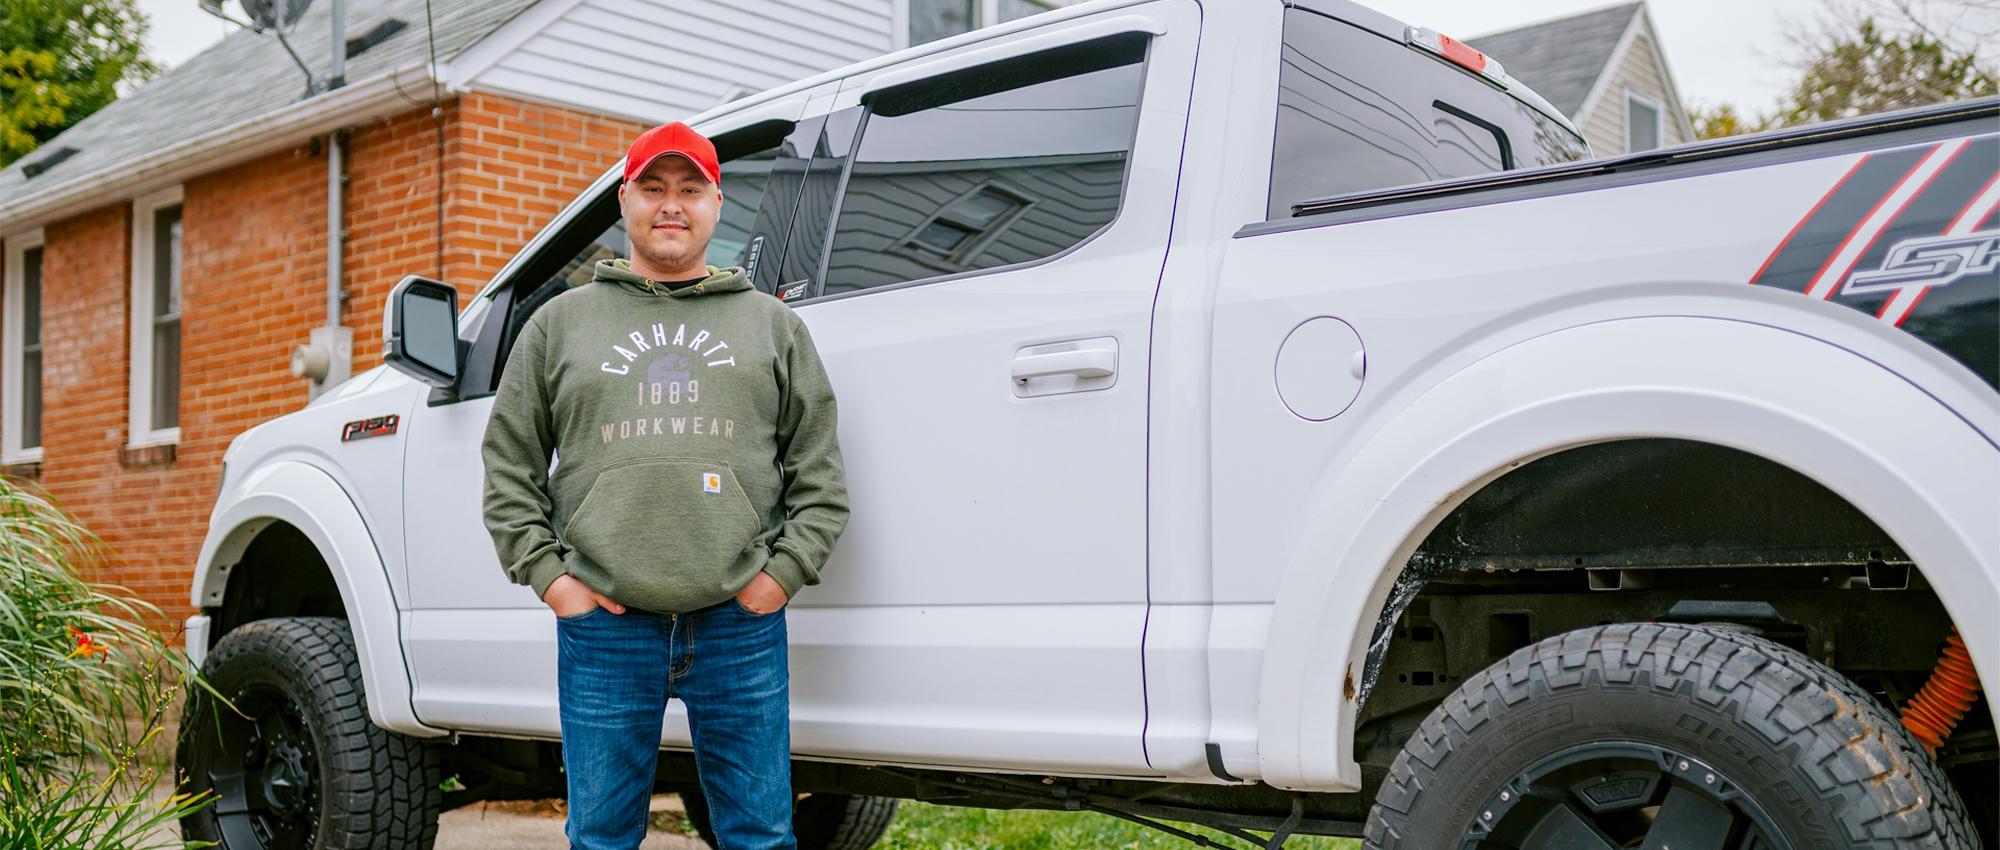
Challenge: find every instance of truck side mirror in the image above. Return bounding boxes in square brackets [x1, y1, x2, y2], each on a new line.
[383, 275, 462, 390]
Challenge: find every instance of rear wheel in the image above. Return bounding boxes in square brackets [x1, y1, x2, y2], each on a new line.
[1364, 622, 1980, 849]
[176, 617, 443, 849]
[683, 789, 899, 850]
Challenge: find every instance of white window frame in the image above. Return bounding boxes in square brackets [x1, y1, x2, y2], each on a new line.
[129, 186, 183, 449]
[1624, 88, 1665, 153]
[3, 228, 46, 463]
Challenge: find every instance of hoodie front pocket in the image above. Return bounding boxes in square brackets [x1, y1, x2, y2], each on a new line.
[562, 458, 762, 581]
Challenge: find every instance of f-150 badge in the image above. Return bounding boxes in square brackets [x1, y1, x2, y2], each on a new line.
[341, 414, 400, 442]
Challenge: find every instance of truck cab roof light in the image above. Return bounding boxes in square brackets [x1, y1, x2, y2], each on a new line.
[1406, 26, 1511, 89]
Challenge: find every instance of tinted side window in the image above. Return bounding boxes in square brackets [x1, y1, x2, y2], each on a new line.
[816, 33, 1148, 299]
[712, 144, 778, 282]
[511, 199, 629, 336]
[1268, 9, 1585, 218]
[771, 109, 863, 303]
[1432, 103, 1508, 172]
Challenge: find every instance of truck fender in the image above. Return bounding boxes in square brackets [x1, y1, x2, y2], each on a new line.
[1254, 316, 1999, 791]
[192, 459, 443, 737]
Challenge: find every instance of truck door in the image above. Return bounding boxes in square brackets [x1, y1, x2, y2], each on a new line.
[774, 0, 1198, 774]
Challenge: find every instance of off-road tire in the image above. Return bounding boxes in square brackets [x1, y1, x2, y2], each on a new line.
[176, 617, 444, 849]
[1364, 622, 1980, 849]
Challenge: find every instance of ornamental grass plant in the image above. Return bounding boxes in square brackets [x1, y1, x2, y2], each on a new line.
[0, 473, 220, 848]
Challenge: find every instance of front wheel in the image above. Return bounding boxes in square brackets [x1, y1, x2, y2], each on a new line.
[683, 789, 899, 850]
[175, 617, 444, 849]
[1364, 622, 1981, 849]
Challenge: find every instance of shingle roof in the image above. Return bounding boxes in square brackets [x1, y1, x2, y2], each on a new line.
[0, 0, 537, 202]
[1467, 2, 1643, 117]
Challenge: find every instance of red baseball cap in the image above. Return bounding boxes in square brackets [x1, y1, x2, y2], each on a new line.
[623, 122, 720, 185]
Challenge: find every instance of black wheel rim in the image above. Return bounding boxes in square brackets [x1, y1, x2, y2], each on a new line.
[202, 682, 321, 849]
[1461, 741, 1791, 850]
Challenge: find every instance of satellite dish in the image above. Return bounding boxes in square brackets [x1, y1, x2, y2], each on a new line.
[238, 0, 314, 31]
[196, 0, 340, 96]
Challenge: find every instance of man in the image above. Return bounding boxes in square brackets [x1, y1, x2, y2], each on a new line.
[481, 121, 849, 850]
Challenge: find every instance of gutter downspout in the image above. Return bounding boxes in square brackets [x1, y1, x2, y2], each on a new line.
[328, 131, 342, 332]
[291, 0, 354, 399]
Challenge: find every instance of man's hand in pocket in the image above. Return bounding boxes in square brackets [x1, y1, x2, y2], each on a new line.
[543, 574, 627, 617]
[735, 570, 790, 614]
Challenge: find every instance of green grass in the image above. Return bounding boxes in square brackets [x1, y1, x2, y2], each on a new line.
[875, 801, 1360, 850]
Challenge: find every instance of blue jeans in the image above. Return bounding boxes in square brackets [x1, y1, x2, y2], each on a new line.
[556, 597, 794, 850]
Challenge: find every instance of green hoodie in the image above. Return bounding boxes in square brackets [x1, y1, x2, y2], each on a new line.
[481, 258, 848, 613]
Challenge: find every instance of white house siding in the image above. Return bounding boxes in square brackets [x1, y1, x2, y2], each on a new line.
[470, 0, 894, 124]
[1579, 31, 1687, 155]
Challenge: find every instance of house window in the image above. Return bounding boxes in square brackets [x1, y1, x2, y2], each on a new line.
[997, 0, 1057, 22]
[909, 0, 975, 45]
[3, 229, 45, 461]
[130, 187, 182, 446]
[1625, 90, 1663, 152]
[905, 0, 1060, 46]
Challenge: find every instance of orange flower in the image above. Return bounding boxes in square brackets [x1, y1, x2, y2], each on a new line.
[67, 625, 111, 661]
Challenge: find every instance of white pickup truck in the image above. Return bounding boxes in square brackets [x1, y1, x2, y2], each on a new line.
[172, 0, 2000, 847]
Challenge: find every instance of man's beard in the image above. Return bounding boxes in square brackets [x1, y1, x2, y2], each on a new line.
[633, 223, 707, 274]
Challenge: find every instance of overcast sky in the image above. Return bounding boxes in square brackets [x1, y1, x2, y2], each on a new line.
[131, 0, 1906, 114]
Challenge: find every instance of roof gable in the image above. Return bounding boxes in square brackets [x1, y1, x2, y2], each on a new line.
[1466, 2, 1643, 116]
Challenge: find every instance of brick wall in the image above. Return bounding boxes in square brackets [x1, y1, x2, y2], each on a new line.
[342, 93, 643, 376]
[1, 91, 648, 625]
[4, 200, 218, 618]
[445, 92, 646, 296]
[343, 101, 456, 373]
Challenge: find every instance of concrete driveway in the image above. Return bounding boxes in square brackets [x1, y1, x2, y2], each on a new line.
[437, 796, 705, 849]
[145, 791, 705, 848]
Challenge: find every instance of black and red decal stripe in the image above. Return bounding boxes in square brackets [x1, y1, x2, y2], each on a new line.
[1746, 154, 1869, 284]
[1753, 134, 1999, 390]
[1874, 146, 2000, 324]
[1749, 144, 1934, 292]
[1805, 138, 1971, 299]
